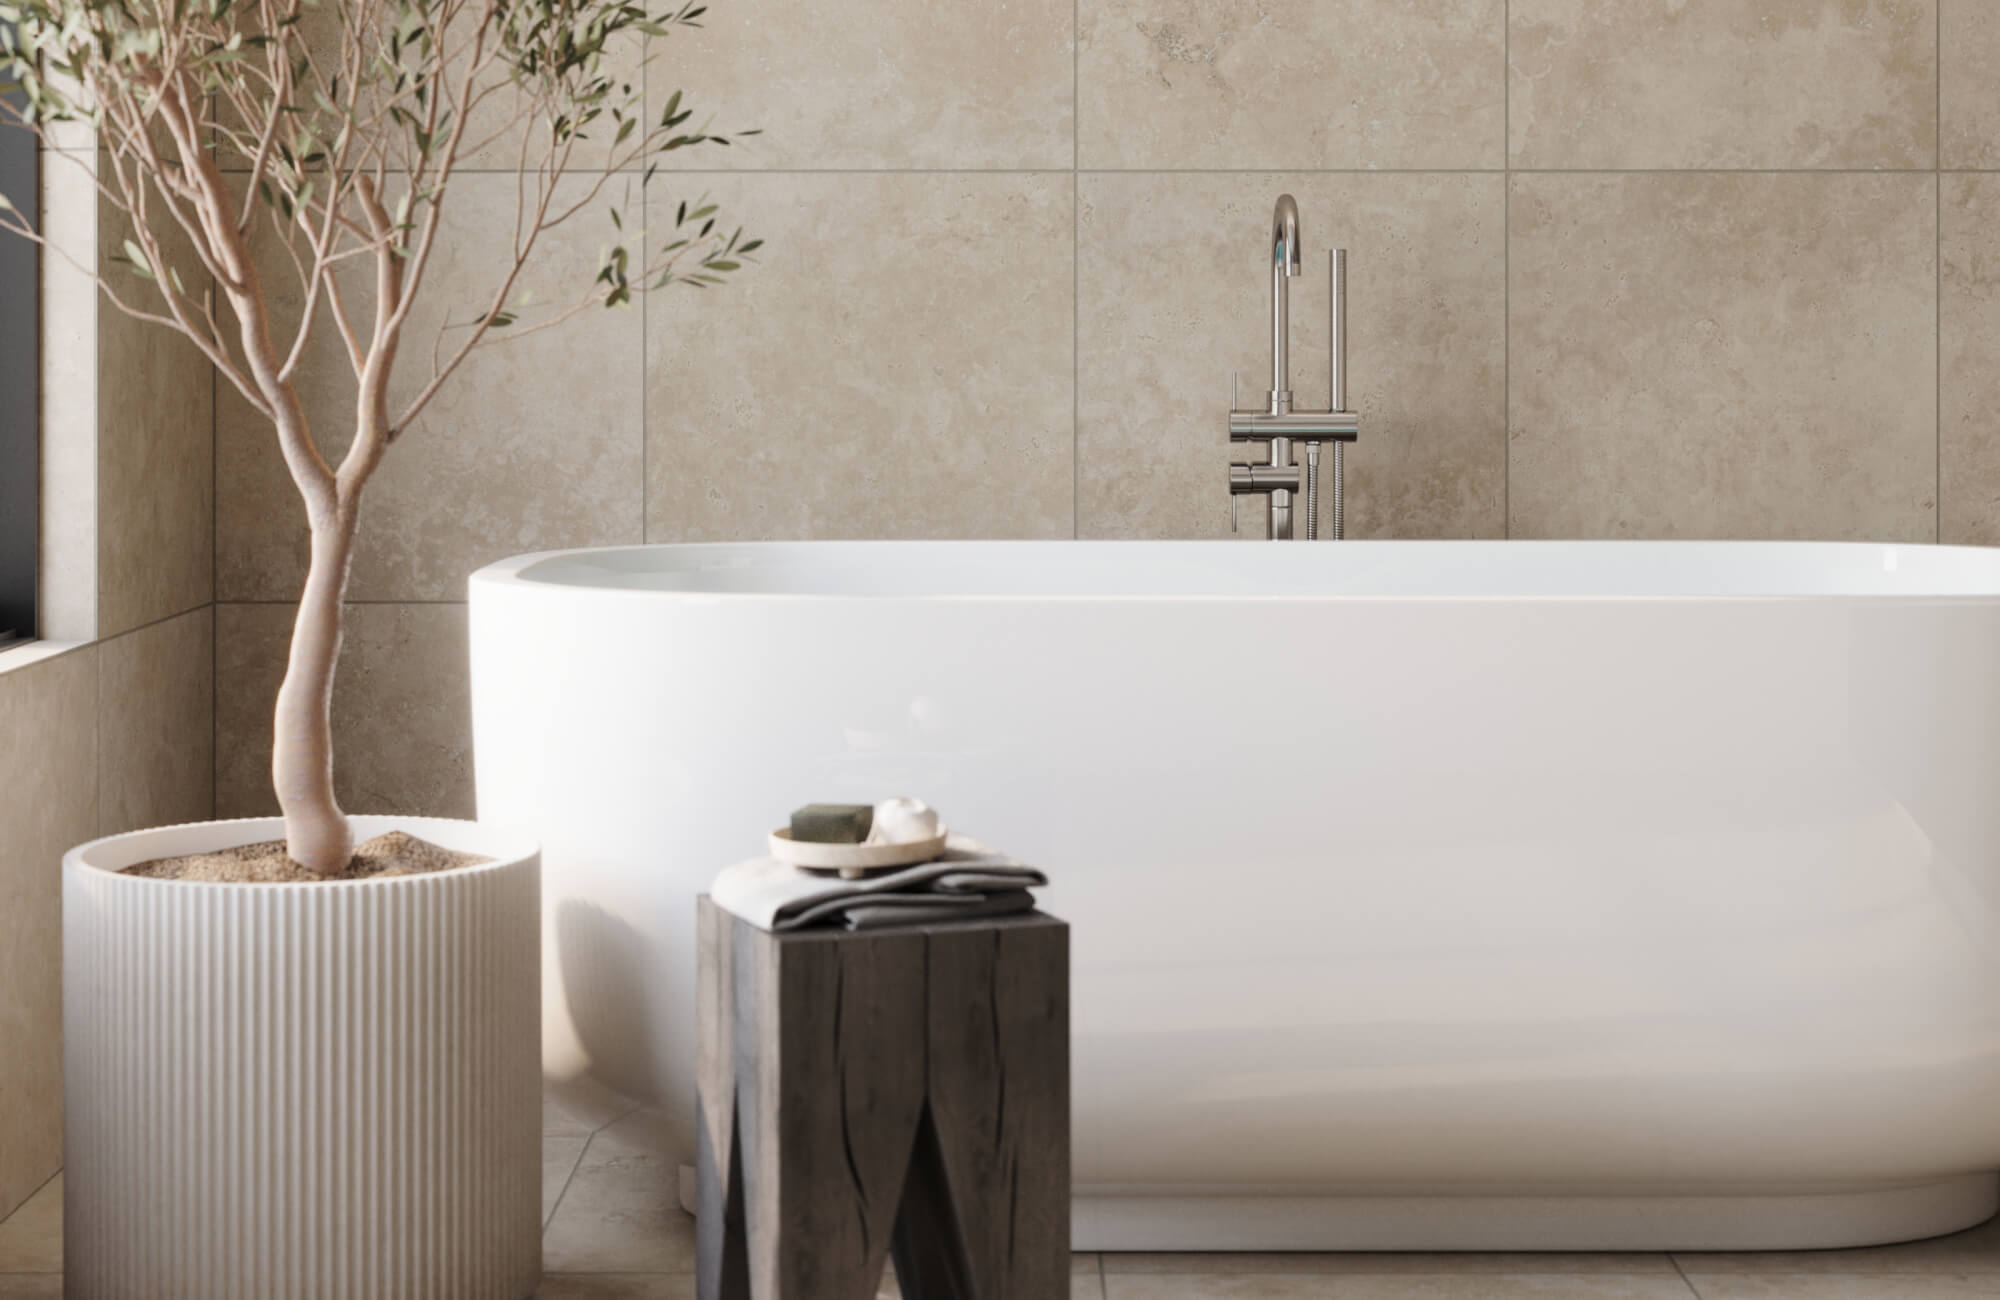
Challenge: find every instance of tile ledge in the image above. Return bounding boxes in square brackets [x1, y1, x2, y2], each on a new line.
[0, 639, 90, 677]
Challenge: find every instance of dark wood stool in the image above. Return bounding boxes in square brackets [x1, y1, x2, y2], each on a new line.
[695, 896, 1069, 1300]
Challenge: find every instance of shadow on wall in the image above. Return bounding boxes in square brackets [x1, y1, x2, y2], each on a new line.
[553, 898, 668, 1113]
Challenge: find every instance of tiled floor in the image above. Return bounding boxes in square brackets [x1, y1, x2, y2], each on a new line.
[6, 1082, 2000, 1297]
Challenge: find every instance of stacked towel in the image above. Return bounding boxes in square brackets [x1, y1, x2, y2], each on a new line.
[711, 835, 1047, 932]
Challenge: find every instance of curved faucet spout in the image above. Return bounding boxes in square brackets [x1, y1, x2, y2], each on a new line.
[1272, 193, 1301, 278]
[1270, 194, 1301, 413]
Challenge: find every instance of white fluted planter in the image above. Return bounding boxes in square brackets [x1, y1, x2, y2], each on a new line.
[62, 815, 542, 1300]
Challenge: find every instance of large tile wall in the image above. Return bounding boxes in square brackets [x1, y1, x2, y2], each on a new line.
[208, 0, 1997, 814]
[1, 149, 216, 1218]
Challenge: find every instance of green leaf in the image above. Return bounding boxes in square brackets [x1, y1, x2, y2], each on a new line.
[121, 239, 154, 280]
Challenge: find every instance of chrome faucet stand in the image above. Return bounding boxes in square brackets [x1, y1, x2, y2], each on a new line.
[1229, 195, 1358, 539]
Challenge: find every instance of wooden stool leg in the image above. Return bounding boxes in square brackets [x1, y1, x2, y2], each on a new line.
[696, 1095, 751, 1300]
[887, 1105, 975, 1300]
[924, 922, 1071, 1300]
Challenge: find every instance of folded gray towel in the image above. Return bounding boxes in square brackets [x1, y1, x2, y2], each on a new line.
[710, 835, 1046, 932]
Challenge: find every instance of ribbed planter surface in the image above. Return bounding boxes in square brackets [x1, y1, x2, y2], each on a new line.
[63, 815, 542, 1300]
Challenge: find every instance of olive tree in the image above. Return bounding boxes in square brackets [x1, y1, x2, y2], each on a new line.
[0, 0, 754, 871]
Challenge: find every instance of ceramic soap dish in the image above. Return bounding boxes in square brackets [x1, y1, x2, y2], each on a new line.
[769, 827, 949, 880]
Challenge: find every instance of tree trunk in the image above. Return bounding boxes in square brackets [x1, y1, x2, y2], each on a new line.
[273, 496, 359, 875]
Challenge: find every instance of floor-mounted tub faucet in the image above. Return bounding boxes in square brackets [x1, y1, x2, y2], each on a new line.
[1228, 194, 1359, 539]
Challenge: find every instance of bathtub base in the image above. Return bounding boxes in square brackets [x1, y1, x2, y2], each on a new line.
[1072, 1175, 2000, 1251]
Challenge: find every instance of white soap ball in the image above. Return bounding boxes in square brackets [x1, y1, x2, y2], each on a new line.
[868, 797, 940, 845]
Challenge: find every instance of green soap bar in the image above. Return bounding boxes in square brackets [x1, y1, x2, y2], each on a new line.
[790, 803, 875, 845]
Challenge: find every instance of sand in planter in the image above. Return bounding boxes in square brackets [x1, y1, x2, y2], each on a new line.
[125, 830, 491, 882]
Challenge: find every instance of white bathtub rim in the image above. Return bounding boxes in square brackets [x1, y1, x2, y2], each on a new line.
[65, 813, 540, 885]
[468, 539, 2000, 604]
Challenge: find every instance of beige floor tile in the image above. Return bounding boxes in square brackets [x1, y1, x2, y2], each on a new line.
[0, 1176, 61, 1273]
[535, 1277, 695, 1299]
[545, 1135, 591, 1225]
[1676, 1211, 2000, 1277]
[1102, 1275, 1699, 1298]
[544, 1075, 644, 1138]
[1105, 1253, 1678, 1276]
[1687, 1278, 2000, 1299]
[0, 1278, 64, 1299]
[880, 1254, 1105, 1297]
[542, 1110, 695, 1274]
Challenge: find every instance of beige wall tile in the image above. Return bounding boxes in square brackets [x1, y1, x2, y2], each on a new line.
[0, 650, 96, 1221]
[97, 606, 214, 837]
[214, 602, 473, 819]
[646, 173, 1075, 541]
[648, 0, 1072, 169]
[1944, 174, 2000, 543]
[1509, 173, 1936, 541]
[1077, 173, 1505, 540]
[1942, 0, 2000, 167]
[210, 12, 645, 175]
[94, 200, 214, 637]
[217, 173, 644, 603]
[1510, 0, 1936, 169]
[1683, 1282, 2000, 1299]
[1078, 0, 1503, 170]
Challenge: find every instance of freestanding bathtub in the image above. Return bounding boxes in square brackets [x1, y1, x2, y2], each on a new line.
[469, 540, 2000, 1251]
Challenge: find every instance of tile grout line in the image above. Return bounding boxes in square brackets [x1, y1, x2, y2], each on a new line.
[542, 1098, 642, 1233]
[1670, 1252, 1704, 1298]
[203, 165, 1994, 176]
[0, 1166, 60, 1234]
[1502, 0, 1510, 540]
[96, 602, 211, 646]
[641, 34, 650, 550]
[543, 1128, 595, 1234]
[210, 262, 220, 821]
